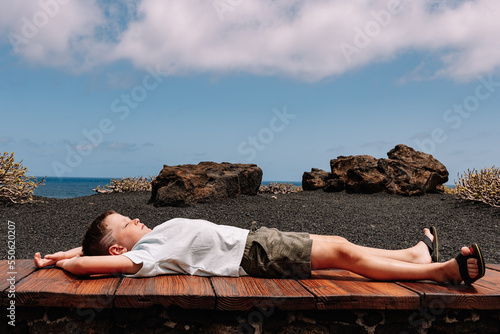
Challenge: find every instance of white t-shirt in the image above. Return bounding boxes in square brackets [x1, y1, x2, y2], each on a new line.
[122, 218, 249, 277]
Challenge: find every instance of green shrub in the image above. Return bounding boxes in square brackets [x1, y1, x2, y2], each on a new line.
[259, 182, 303, 195]
[0, 152, 45, 204]
[93, 176, 154, 194]
[450, 166, 500, 207]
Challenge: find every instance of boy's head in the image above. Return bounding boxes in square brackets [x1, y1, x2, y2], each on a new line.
[82, 210, 151, 256]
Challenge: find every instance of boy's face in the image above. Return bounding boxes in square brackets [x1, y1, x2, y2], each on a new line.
[105, 213, 152, 252]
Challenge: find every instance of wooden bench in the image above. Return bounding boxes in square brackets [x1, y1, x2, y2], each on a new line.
[2, 260, 500, 311]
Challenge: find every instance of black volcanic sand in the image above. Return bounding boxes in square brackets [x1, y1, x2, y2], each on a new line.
[1, 191, 499, 263]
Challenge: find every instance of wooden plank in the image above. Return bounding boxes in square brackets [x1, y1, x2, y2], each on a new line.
[475, 266, 500, 288]
[11, 268, 121, 308]
[397, 269, 500, 309]
[487, 264, 500, 272]
[211, 276, 315, 311]
[298, 277, 352, 310]
[1, 260, 37, 305]
[300, 269, 421, 310]
[114, 275, 215, 309]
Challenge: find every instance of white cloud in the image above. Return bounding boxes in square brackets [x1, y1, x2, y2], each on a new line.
[1, 0, 106, 71]
[1, 0, 499, 81]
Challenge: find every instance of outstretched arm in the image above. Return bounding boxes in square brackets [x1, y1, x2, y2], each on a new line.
[54, 255, 142, 276]
[34, 246, 83, 268]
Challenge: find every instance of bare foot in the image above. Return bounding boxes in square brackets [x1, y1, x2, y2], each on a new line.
[412, 228, 434, 264]
[439, 247, 480, 284]
[461, 246, 479, 280]
[423, 228, 434, 244]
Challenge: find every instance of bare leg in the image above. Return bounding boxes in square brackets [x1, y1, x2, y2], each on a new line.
[311, 240, 479, 283]
[310, 228, 434, 264]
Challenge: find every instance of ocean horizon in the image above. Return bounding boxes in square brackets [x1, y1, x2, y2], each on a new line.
[33, 177, 302, 199]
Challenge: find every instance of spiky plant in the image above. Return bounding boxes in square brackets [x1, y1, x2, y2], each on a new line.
[94, 176, 154, 194]
[0, 152, 45, 204]
[450, 167, 500, 207]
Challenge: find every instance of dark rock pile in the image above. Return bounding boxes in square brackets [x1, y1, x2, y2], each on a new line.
[149, 162, 262, 206]
[303, 144, 449, 196]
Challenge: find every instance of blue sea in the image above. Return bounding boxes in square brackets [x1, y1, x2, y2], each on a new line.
[34, 177, 114, 199]
[33, 177, 301, 199]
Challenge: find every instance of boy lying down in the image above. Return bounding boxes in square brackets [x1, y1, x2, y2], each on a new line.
[34, 210, 486, 285]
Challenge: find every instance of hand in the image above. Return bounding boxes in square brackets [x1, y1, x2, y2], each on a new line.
[33, 252, 81, 275]
[34, 252, 58, 268]
[34, 250, 80, 268]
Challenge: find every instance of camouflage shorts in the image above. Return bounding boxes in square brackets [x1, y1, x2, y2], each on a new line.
[240, 224, 312, 279]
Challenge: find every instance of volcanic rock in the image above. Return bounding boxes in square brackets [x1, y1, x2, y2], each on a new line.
[323, 178, 345, 192]
[302, 168, 331, 191]
[330, 155, 378, 179]
[344, 164, 391, 193]
[303, 144, 449, 196]
[149, 162, 262, 206]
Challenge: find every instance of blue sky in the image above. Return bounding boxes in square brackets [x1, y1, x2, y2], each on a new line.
[1, 0, 499, 183]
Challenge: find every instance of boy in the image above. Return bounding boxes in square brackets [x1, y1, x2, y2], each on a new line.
[34, 210, 485, 285]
